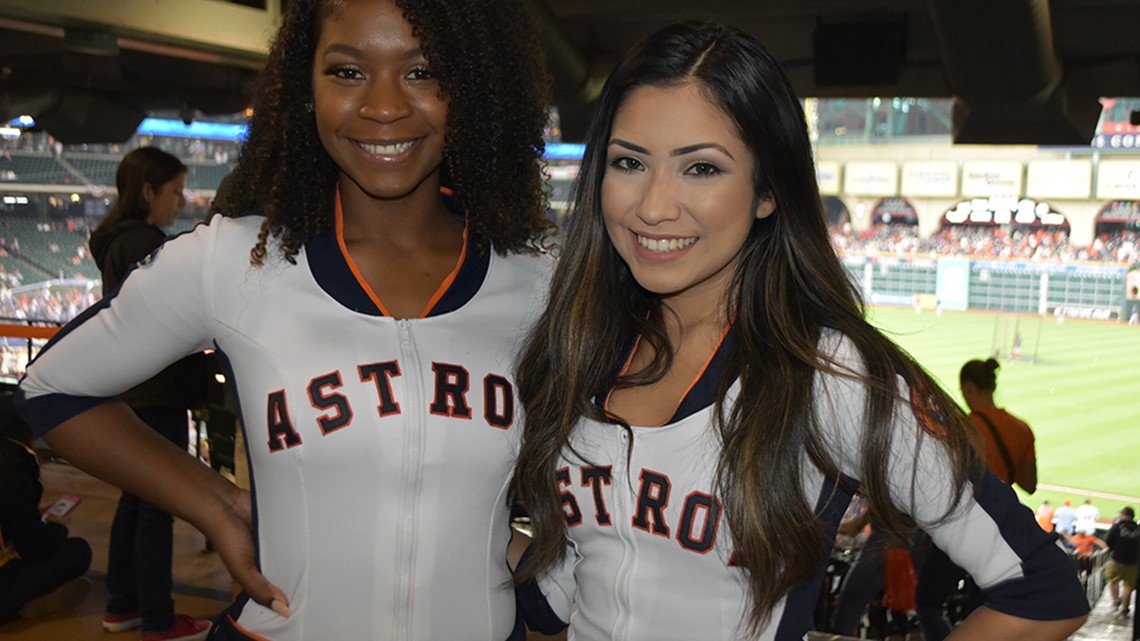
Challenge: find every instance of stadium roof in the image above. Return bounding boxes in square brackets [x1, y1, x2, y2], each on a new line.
[0, 0, 1137, 145]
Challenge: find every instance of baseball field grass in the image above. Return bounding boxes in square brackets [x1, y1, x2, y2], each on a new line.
[867, 305, 1140, 522]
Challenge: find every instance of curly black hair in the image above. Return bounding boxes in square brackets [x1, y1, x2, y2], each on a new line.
[228, 0, 553, 265]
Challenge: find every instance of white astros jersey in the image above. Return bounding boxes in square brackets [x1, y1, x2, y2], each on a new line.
[18, 206, 552, 641]
[531, 330, 1088, 641]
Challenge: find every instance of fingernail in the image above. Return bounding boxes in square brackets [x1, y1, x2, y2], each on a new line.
[271, 599, 292, 618]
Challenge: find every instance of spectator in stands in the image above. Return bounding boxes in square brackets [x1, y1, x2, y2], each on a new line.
[1075, 499, 1101, 532]
[86, 146, 212, 641]
[959, 358, 1037, 492]
[1055, 498, 1079, 535]
[1105, 506, 1138, 616]
[1060, 521, 1107, 558]
[915, 357, 1038, 641]
[1036, 500, 1056, 532]
[0, 391, 92, 623]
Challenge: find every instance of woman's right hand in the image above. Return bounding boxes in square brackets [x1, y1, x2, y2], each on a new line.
[205, 486, 291, 617]
[42, 403, 291, 616]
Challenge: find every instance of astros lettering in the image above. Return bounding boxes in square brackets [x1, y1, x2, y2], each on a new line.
[557, 464, 723, 555]
[265, 359, 514, 452]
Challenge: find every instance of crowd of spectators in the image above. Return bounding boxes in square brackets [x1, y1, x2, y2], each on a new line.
[2, 130, 243, 166]
[831, 222, 1139, 265]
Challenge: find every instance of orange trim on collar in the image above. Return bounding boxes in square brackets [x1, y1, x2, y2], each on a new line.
[606, 324, 732, 427]
[416, 223, 468, 318]
[334, 189, 391, 316]
[603, 334, 643, 414]
[333, 185, 469, 319]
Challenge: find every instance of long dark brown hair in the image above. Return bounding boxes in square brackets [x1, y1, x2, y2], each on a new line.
[93, 146, 186, 236]
[227, 0, 553, 265]
[512, 21, 980, 632]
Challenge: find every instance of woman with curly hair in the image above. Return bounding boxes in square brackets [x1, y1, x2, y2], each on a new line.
[17, 0, 553, 639]
[511, 21, 1088, 640]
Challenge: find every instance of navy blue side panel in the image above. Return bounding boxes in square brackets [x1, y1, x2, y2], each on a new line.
[514, 547, 569, 635]
[971, 468, 1090, 620]
[210, 346, 262, 573]
[506, 608, 527, 641]
[774, 475, 854, 640]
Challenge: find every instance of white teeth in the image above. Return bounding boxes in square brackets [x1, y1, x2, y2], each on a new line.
[359, 140, 415, 155]
[636, 234, 696, 253]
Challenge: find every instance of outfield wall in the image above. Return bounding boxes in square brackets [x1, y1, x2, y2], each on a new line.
[843, 255, 1134, 321]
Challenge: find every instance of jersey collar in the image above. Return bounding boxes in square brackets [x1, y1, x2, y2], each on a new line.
[305, 187, 490, 318]
[599, 324, 737, 426]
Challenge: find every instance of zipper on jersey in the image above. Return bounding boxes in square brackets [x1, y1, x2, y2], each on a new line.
[613, 429, 635, 641]
[394, 319, 426, 641]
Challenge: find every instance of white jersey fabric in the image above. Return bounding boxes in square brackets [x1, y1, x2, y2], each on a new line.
[531, 329, 1088, 641]
[18, 206, 552, 641]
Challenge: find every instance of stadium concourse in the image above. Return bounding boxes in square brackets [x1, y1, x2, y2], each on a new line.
[0, 459, 1133, 641]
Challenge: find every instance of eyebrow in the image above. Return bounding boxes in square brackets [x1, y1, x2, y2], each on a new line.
[608, 138, 735, 160]
[318, 43, 427, 61]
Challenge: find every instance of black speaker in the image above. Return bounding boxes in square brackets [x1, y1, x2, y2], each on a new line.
[814, 17, 907, 87]
[33, 90, 146, 144]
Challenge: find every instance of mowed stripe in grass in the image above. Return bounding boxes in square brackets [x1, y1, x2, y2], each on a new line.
[866, 306, 1140, 518]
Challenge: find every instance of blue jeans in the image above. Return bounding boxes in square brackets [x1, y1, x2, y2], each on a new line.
[105, 407, 189, 634]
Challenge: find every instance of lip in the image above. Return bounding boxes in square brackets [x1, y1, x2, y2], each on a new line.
[351, 137, 422, 163]
[630, 230, 698, 261]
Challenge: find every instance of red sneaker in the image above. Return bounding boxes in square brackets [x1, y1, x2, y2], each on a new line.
[140, 614, 211, 641]
[102, 611, 142, 632]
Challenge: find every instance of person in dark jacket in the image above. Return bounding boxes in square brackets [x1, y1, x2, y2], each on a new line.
[87, 146, 211, 641]
[1105, 507, 1138, 616]
[0, 391, 92, 622]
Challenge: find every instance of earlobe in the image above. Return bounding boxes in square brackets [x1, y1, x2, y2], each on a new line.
[754, 194, 777, 220]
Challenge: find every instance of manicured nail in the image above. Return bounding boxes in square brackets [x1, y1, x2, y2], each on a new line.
[271, 599, 292, 618]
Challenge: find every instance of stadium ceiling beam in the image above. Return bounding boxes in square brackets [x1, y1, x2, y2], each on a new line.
[0, 0, 276, 69]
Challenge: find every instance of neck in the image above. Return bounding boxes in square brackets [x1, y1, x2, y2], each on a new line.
[662, 299, 729, 349]
[971, 392, 996, 410]
[338, 180, 457, 249]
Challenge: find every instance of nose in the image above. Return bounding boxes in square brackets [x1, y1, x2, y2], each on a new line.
[358, 73, 413, 123]
[635, 171, 681, 225]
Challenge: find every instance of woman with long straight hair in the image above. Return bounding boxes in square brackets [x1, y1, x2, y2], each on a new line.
[513, 21, 1089, 640]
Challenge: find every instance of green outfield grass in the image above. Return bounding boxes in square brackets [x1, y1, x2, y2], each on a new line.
[866, 305, 1140, 523]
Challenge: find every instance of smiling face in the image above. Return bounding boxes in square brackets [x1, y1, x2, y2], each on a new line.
[311, 0, 448, 204]
[143, 172, 187, 227]
[602, 82, 775, 314]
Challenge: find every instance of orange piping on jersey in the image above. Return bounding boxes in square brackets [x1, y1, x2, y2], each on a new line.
[603, 334, 643, 414]
[604, 324, 730, 426]
[667, 323, 733, 426]
[334, 186, 468, 319]
[334, 189, 392, 316]
[224, 615, 275, 641]
[416, 222, 468, 318]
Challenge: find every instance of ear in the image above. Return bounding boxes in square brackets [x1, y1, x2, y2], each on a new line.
[141, 182, 156, 208]
[754, 193, 776, 220]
